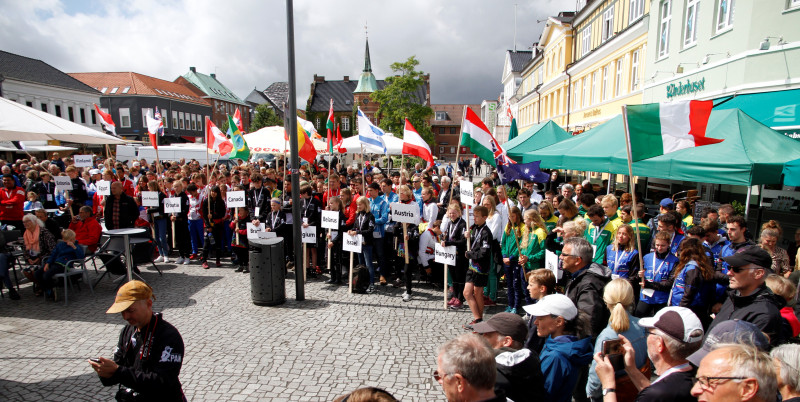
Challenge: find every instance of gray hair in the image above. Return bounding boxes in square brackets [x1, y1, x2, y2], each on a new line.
[438, 334, 496, 391]
[771, 344, 800, 392]
[22, 214, 44, 228]
[714, 343, 777, 402]
[653, 328, 702, 360]
[562, 183, 574, 192]
[563, 237, 594, 263]
[441, 176, 451, 184]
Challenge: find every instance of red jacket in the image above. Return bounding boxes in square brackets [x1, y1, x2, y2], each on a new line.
[69, 216, 102, 252]
[0, 186, 25, 222]
[343, 197, 358, 227]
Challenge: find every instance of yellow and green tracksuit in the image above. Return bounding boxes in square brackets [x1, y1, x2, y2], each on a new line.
[585, 219, 616, 264]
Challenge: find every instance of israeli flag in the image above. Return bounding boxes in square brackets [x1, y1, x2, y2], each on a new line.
[357, 108, 387, 154]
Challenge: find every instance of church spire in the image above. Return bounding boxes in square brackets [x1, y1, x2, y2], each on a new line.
[363, 38, 372, 73]
[354, 29, 378, 94]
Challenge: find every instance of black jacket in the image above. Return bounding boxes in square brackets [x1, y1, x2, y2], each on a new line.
[247, 186, 270, 216]
[104, 193, 139, 229]
[100, 313, 185, 401]
[494, 347, 546, 402]
[465, 223, 493, 274]
[565, 262, 612, 338]
[708, 283, 786, 347]
[147, 192, 167, 221]
[262, 209, 286, 234]
[33, 180, 57, 209]
[353, 211, 376, 246]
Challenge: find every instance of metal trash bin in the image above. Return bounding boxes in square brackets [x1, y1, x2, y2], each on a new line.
[249, 237, 285, 306]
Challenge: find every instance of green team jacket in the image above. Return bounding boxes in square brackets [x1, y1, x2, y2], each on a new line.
[585, 219, 616, 264]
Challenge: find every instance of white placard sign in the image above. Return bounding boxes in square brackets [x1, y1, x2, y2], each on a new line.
[226, 191, 246, 208]
[246, 222, 266, 239]
[459, 180, 474, 205]
[321, 210, 339, 229]
[545, 250, 563, 281]
[301, 225, 317, 244]
[164, 197, 181, 213]
[96, 180, 111, 196]
[435, 244, 457, 266]
[54, 176, 72, 191]
[343, 233, 362, 253]
[257, 231, 277, 239]
[390, 202, 419, 224]
[73, 155, 93, 168]
[141, 191, 159, 207]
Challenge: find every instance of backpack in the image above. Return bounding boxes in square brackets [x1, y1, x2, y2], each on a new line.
[352, 264, 370, 294]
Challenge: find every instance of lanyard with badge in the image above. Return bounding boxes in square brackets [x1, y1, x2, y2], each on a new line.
[254, 188, 264, 217]
[271, 211, 279, 230]
[642, 255, 669, 298]
[449, 218, 462, 241]
[612, 250, 630, 279]
[592, 218, 607, 243]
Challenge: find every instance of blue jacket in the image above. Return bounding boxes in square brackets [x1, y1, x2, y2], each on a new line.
[605, 247, 638, 279]
[370, 196, 390, 237]
[640, 251, 679, 305]
[47, 241, 85, 267]
[540, 335, 594, 402]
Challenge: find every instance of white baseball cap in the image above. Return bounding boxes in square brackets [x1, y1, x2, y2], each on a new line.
[522, 294, 577, 320]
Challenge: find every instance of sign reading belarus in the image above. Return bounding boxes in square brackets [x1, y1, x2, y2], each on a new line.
[301, 225, 316, 244]
[246, 222, 266, 239]
[226, 191, 246, 208]
[141, 191, 159, 207]
[321, 210, 339, 230]
[343, 233, 362, 253]
[434, 244, 457, 266]
[54, 176, 72, 191]
[390, 202, 419, 225]
[74, 155, 93, 168]
[96, 180, 111, 196]
[459, 180, 474, 205]
[164, 197, 182, 213]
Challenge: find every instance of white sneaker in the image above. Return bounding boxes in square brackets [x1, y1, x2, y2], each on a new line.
[175, 257, 184, 264]
[402, 292, 411, 302]
[182, 258, 191, 265]
[163, 256, 170, 264]
[154, 256, 164, 263]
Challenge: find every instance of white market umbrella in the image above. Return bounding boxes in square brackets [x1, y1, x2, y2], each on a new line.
[244, 126, 327, 154]
[0, 97, 126, 145]
[339, 133, 404, 154]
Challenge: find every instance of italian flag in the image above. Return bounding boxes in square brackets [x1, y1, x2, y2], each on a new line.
[626, 100, 722, 162]
[325, 99, 335, 153]
[460, 106, 502, 167]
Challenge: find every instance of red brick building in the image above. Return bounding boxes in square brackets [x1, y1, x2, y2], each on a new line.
[430, 104, 480, 161]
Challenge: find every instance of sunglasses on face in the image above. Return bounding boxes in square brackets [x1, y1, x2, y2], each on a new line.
[729, 265, 762, 274]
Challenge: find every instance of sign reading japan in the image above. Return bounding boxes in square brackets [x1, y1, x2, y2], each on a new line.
[390, 202, 419, 224]
[141, 191, 159, 207]
[343, 233, 362, 253]
[54, 176, 72, 191]
[164, 197, 181, 213]
[226, 191, 246, 208]
[301, 225, 316, 244]
[96, 180, 111, 196]
[434, 244, 457, 266]
[459, 180, 474, 205]
[321, 210, 339, 229]
[73, 155, 93, 168]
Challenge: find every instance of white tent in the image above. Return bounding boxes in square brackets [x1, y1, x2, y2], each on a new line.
[244, 126, 327, 154]
[339, 133, 404, 154]
[0, 97, 126, 144]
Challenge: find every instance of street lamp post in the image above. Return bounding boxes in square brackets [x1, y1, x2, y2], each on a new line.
[285, 0, 304, 301]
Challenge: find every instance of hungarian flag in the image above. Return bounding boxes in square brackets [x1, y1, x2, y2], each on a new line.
[626, 100, 721, 162]
[233, 108, 245, 133]
[285, 118, 318, 163]
[402, 119, 434, 167]
[94, 104, 116, 135]
[460, 106, 504, 167]
[325, 99, 335, 153]
[227, 115, 250, 160]
[205, 117, 232, 156]
[335, 123, 345, 153]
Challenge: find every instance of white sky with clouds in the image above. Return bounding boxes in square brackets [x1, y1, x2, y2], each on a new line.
[0, 0, 567, 105]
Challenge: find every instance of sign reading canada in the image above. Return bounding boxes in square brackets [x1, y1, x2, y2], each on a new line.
[226, 191, 246, 208]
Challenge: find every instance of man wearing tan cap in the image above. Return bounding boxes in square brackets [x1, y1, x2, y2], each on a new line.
[88, 280, 186, 401]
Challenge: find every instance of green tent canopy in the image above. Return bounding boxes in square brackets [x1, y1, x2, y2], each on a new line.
[517, 109, 800, 186]
[505, 120, 572, 161]
[784, 158, 800, 186]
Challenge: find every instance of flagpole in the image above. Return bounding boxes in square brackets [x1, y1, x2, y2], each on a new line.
[621, 105, 645, 280]
[206, 119, 212, 219]
[448, 105, 467, 207]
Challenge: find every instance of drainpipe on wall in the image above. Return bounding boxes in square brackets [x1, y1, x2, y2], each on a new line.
[565, 61, 576, 132]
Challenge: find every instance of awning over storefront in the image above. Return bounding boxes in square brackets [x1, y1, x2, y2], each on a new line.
[784, 158, 800, 186]
[517, 109, 800, 186]
[505, 120, 572, 161]
[714, 88, 800, 138]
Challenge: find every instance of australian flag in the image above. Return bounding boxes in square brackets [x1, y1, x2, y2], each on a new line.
[496, 159, 550, 184]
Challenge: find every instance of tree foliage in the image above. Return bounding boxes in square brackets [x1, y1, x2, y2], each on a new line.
[371, 56, 434, 146]
[250, 104, 283, 132]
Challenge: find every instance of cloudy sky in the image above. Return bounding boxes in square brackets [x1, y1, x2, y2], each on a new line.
[1, 0, 567, 105]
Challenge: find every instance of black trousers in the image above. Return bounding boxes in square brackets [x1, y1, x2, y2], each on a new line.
[202, 224, 225, 262]
[173, 219, 191, 258]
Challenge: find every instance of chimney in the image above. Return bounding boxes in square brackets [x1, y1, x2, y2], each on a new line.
[314, 74, 325, 83]
[190, 67, 196, 72]
[210, 73, 216, 79]
[343, 76, 349, 82]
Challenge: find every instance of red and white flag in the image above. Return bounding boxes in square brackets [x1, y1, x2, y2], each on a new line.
[402, 119, 434, 167]
[335, 123, 345, 153]
[233, 108, 245, 133]
[94, 104, 116, 135]
[206, 117, 233, 156]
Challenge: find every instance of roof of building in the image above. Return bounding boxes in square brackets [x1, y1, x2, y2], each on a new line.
[180, 68, 246, 105]
[263, 82, 289, 112]
[430, 104, 481, 127]
[68, 72, 210, 106]
[508, 50, 533, 73]
[354, 39, 379, 93]
[309, 80, 386, 112]
[0, 50, 99, 95]
[245, 88, 269, 105]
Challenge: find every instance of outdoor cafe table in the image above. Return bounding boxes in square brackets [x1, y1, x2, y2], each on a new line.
[103, 228, 146, 282]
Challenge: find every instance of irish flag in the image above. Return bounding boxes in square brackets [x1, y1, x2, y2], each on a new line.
[625, 100, 722, 162]
[403, 119, 434, 167]
[460, 106, 503, 167]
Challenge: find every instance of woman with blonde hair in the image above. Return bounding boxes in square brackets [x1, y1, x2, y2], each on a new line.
[586, 278, 649, 402]
[520, 209, 547, 270]
[606, 224, 639, 279]
[501, 206, 525, 313]
[760, 220, 791, 276]
[538, 201, 558, 233]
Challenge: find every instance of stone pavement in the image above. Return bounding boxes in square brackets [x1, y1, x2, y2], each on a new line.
[0, 256, 503, 401]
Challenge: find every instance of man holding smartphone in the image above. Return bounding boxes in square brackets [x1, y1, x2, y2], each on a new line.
[88, 281, 186, 401]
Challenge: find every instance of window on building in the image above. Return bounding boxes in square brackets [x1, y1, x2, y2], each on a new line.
[172, 111, 178, 128]
[342, 117, 350, 131]
[615, 59, 624, 97]
[630, 0, 644, 21]
[684, 0, 699, 47]
[573, 86, 579, 109]
[26, 101, 33, 107]
[91, 109, 97, 125]
[55, 105, 62, 117]
[581, 78, 588, 108]
[581, 28, 591, 57]
[716, 0, 734, 32]
[79, 108, 86, 123]
[121, 87, 130, 94]
[558, 48, 563, 69]
[439, 146, 444, 155]
[179, 112, 185, 129]
[602, 5, 615, 41]
[184, 114, 190, 130]
[141, 108, 151, 127]
[450, 127, 457, 134]
[119, 108, 131, 128]
[792, 0, 800, 8]
[440, 127, 446, 134]
[630, 50, 640, 91]
[40, 103, 48, 113]
[110, 87, 118, 94]
[162, 110, 168, 128]
[659, 0, 672, 58]
[449, 147, 456, 154]
[67, 106, 74, 122]
[591, 71, 598, 105]
[602, 65, 609, 100]
[435, 111, 447, 120]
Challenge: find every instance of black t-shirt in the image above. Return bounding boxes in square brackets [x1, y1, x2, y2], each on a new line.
[635, 367, 697, 402]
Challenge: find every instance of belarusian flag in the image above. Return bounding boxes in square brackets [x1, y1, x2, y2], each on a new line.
[326, 99, 335, 153]
[460, 106, 503, 167]
[626, 100, 722, 162]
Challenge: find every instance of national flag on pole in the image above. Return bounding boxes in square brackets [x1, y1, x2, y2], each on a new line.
[227, 115, 250, 160]
[94, 104, 116, 135]
[505, 101, 513, 121]
[285, 118, 318, 163]
[326, 99, 335, 153]
[298, 116, 322, 140]
[625, 100, 721, 162]
[145, 107, 163, 149]
[460, 106, 505, 168]
[357, 108, 387, 153]
[335, 123, 345, 153]
[233, 108, 245, 133]
[497, 160, 550, 184]
[402, 119, 434, 168]
[206, 117, 233, 156]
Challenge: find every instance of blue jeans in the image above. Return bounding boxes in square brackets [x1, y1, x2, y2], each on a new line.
[357, 244, 375, 285]
[153, 219, 169, 256]
[373, 236, 386, 279]
[504, 258, 525, 309]
[188, 219, 204, 255]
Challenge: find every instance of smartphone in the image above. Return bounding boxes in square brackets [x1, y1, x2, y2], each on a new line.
[602, 339, 625, 371]
[89, 358, 101, 364]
